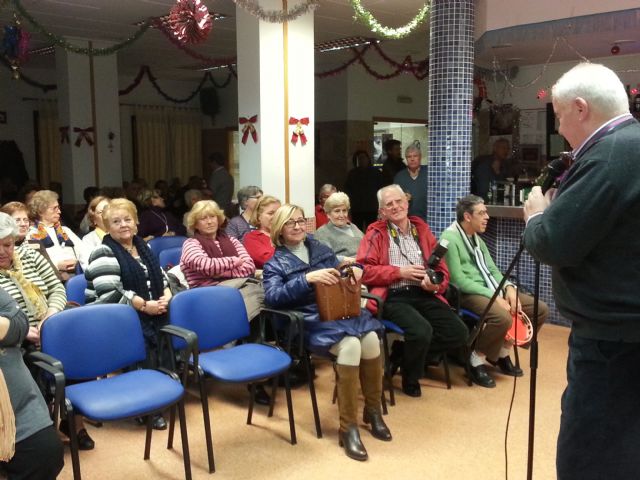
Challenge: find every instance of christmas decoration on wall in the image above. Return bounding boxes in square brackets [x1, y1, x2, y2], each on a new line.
[289, 117, 309, 146]
[239, 115, 258, 144]
[73, 127, 94, 147]
[59, 126, 69, 144]
[168, 0, 212, 45]
[233, 0, 319, 23]
[350, 0, 430, 39]
[2, 16, 30, 79]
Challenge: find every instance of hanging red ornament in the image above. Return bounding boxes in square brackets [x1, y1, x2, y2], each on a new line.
[611, 45, 620, 55]
[289, 117, 309, 146]
[168, 0, 212, 45]
[537, 88, 547, 100]
[239, 115, 258, 144]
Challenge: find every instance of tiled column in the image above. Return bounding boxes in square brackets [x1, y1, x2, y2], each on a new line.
[426, 0, 474, 235]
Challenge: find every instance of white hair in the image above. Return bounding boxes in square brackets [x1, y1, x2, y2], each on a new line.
[377, 184, 406, 208]
[405, 144, 421, 157]
[0, 212, 19, 240]
[551, 63, 629, 118]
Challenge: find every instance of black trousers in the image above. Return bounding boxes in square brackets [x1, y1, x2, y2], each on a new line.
[1, 425, 64, 480]
[383, 289, 468, 384]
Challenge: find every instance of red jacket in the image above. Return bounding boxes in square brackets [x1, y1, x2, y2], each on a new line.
[356, 216, 450, 314]
[315, 204, 329, 229]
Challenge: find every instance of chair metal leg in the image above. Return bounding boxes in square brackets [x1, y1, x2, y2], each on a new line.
[268, 376, 278, 418]
[442, 354, 452, 389]
[144, 415, 153, 460]
[199, 375, 215, 473]
[177, 399, 192, 480]
[381, 390, 388, 415]
[304, 354, 322, 438]
[167, 406, 176, 449]
[247, 383, 256, 425]
[282, 372, 297, 445]
[381, 332, 396, 406]
[66, 402, 82, 480]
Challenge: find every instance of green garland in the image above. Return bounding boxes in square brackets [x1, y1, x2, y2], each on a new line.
[350, 0, 430, 39]
[11, 0, 152, 56]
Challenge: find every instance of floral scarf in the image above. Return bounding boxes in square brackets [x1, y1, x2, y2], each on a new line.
[30, 221, 74, 249]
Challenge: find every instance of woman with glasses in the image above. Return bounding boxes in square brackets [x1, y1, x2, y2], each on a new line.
[82, 195, 110, 250]
[263, 204, 391, 462]
[84, 198, 171, 430]
[0, 202, 31, 252]
[27, 190, 88, 275]
[226, 186, 263, 241]
[242, 195, 281, 269]
[136, 188, 186, 241]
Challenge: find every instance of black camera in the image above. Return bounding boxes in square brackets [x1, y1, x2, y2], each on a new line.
[425, 239, 449, 285]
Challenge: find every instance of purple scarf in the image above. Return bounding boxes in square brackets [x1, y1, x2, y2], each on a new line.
[194, 231, 238, 259]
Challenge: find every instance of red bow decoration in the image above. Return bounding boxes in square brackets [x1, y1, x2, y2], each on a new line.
[74, 127, 94, 147]
[239, 115, 258, 144]
[59, 126, 70, 144]
[289, 117, 309, 146]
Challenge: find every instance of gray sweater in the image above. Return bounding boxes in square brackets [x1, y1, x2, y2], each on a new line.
[314, 222, 364, 261]
[0, 288, 52, 442]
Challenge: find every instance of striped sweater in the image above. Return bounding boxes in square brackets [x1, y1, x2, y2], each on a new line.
[84, 244, 168, 305]
[180, 237, 256, 288]
[0, 247, 67, 326]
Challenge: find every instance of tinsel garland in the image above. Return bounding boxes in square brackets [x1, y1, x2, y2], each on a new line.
[0, 54, 55, 91]
[11, 0, 151, 56]
[350, 0, 430, 39]
[232, 0, 319, 23]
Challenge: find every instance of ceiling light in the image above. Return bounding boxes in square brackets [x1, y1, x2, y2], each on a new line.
[315, 37, 380, 53]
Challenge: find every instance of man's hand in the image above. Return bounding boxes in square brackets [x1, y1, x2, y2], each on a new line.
[399, 265, 426, 282]
[504, 286, 522, 314]
[420, 275, 439, 293]
[523, 186, 550, 221]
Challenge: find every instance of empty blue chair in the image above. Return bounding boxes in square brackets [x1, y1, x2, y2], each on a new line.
[41, 304, 192, 480]
[65, 274, 87, 305]
[159, 246, 182, 270]
[168, 286, 296, 473]
[148, 236, 187, 259]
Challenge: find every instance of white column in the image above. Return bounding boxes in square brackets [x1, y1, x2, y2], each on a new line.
[236, 0, 315, 214]
[56, 40, 122, 204]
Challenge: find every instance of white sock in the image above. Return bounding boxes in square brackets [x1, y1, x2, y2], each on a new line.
[470, 350, 486, 367]
[499, 347, 511, 359]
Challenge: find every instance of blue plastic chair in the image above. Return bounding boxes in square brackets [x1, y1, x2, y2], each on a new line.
[168, 286, 296, 473]
[148, 236, 188, 259]
[159, 246, 182, 270]
[65, 274, 87, 305]
[40, 304, 192, 480]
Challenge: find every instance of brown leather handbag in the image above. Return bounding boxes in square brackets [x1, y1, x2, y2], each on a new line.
[314, 265, 362, 322]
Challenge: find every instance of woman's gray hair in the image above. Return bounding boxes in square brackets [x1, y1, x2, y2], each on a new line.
[323, 191, 351, 213]
[237, 186, 262, 210]
[552, 63, 629, 118]
[0, 212, 19, 240]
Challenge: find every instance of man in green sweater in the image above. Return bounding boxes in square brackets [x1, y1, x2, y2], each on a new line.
[440, 195, 548, 388]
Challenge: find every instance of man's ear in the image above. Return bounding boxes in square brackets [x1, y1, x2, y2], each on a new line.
[575, 97, 589, 119]
[463, 212, 472, 223]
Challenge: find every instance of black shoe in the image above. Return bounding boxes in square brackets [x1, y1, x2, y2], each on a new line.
[60, 420, 95, 450]
[468, 364, 496, 388]
[363, 408, 392, 441]
[338, 425, 368, 461]
[249, 384, 271, 406]
[489, 356, 524, 377]
[134, 414, 167, 430]
[401, 378, 422, 397]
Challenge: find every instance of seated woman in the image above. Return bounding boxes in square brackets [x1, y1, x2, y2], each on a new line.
[82, 195, 110, 251]
[226, 186, 263, 241]
[84, 198, 171, 430]
[0, 287, 64, 480]
[263, 204, 391, 462]
[0, 213, 94, 450]
[0, 202, 31, 252]
[137, 188, 186, 241]
[27, 189, 88, 275]
[315, 184, 336, 229]
[242, 195, 281, 269]
[314, 192, 364, 263]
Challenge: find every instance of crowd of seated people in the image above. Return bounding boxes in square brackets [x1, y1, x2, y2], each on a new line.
[0, 172, 550, 479]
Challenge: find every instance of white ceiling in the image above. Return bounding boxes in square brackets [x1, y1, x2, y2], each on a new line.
[1, 1, 638, 81]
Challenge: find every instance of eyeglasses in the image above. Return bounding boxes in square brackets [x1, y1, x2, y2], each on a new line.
[283, 218, 306, 228]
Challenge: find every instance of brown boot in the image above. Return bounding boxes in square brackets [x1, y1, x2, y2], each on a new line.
[360, 356, 392, 441]
[335, 364, 368, 461]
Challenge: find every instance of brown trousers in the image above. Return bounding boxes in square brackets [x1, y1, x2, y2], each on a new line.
[461, 292, 549, 361]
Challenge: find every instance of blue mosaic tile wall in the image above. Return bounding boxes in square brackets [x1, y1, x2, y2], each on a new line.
[483, 217, 568, 327]
[426, 0, 474, 237]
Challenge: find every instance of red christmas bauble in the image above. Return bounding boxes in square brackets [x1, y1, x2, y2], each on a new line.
[169, 0, 212, 45]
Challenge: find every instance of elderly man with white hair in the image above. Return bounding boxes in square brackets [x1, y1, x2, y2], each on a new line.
[393, 145, 428, 221]
[523, 63, 640, 480]
[356, 184, 468, 397]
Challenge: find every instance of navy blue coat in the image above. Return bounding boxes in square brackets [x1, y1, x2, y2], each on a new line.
[263, 238, 382, 355]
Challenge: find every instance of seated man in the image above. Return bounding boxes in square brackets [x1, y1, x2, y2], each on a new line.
[356, 185, 468, 397]
[440, 195, 548, 388]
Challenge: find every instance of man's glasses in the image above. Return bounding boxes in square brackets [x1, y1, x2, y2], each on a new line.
[283, 218, 306, 228]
